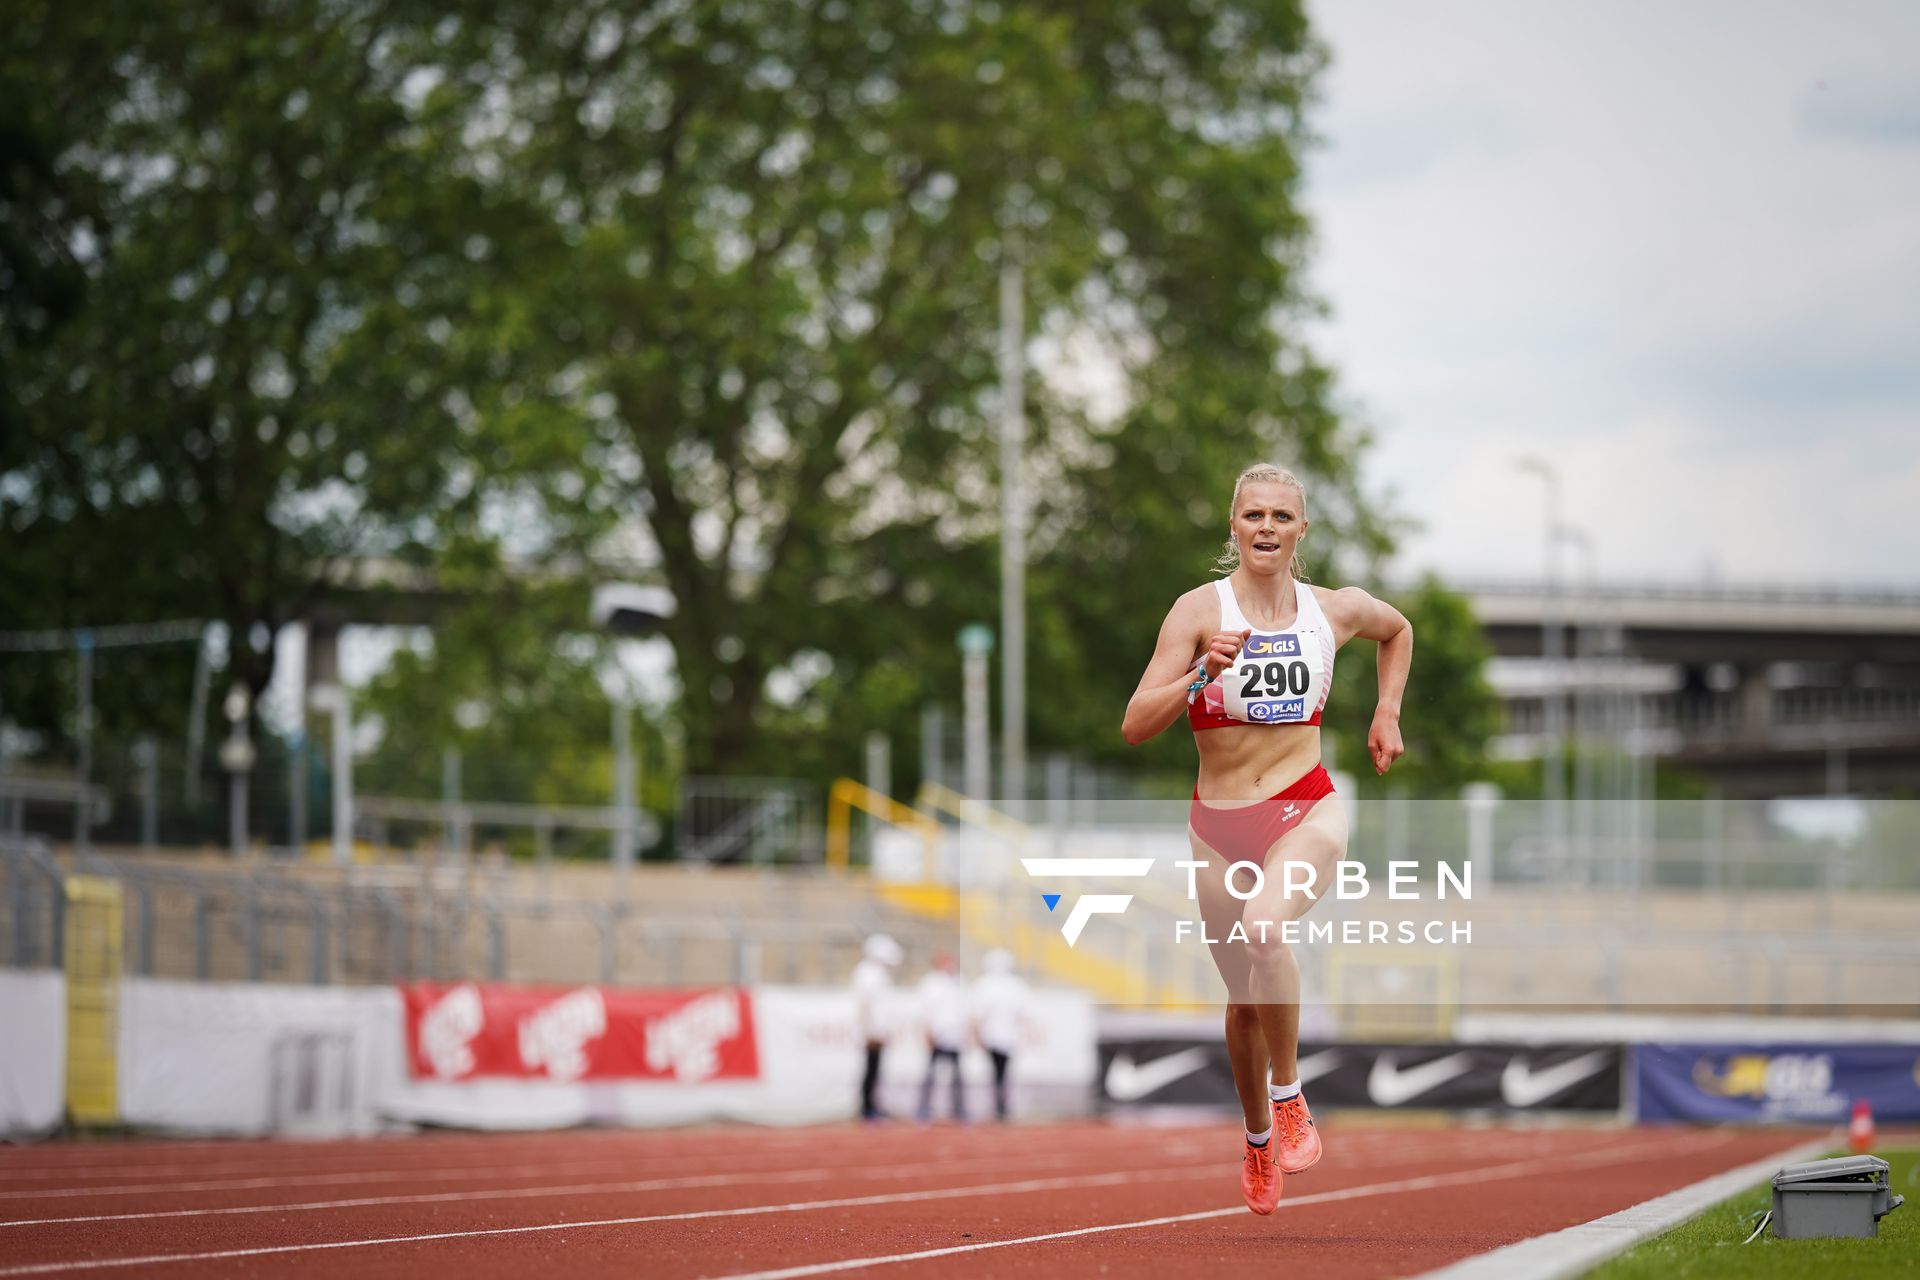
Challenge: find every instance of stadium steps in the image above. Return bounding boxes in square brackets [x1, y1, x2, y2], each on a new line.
[46, 847, 956, 989]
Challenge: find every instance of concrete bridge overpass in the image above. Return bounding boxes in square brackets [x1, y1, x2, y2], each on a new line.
[1462, 580, 1920, 666]
[1459, 580, 1920, 796]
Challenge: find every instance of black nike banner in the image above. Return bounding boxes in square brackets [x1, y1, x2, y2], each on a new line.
[1097, 1038, 1622, 1113]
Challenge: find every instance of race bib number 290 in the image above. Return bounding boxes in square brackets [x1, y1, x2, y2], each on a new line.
[1221, 631, 1322, 724]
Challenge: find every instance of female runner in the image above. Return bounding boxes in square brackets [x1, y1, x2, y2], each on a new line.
[1122, 462, 1412, 1215]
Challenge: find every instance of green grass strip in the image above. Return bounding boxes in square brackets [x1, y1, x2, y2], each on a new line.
[1587, 1148, 1918, 1279]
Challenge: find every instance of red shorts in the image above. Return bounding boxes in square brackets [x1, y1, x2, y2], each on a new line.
[1189, 765, 1336, 861]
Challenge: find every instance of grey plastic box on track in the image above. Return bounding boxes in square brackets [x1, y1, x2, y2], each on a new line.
[1770, 1155, 1905, 1240]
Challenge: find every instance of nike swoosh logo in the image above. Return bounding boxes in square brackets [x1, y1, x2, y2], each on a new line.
[1366, 1052, 1476, 1107]
[1499, 1050, 1613, 1109]
[1295, 1049, 1341, 1085]
[1105, 1048, 1212, 1102]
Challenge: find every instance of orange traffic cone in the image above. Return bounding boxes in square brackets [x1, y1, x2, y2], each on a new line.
[1848, 1097, 1875, 1154]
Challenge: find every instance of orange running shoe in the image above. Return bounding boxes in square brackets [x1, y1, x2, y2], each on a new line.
[1240, 1139, 1281, 1215]
[1272, 1093, 1323, 1174]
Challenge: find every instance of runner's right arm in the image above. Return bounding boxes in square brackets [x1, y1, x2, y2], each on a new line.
[1122, 592, 1247, 745]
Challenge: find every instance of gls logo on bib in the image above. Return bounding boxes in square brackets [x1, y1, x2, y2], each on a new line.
[1242, 634, 1301, 658]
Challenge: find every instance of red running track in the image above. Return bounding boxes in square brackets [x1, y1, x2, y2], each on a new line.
[0, 1120, 1819, 1278]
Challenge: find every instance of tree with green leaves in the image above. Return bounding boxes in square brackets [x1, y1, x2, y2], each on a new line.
[1319, 577, 1502, 795]
[3, 0, 1505, 820]
[1, 2, 529, 758]
[351, 584, 676, 851]
[463, 0, 1393, 780]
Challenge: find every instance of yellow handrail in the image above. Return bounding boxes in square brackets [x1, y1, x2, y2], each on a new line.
[911, 780, 1028, 837]
[825, 777, 942, 873]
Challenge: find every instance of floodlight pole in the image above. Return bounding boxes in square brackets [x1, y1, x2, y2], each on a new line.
[1516, 458, 1565, 842]
[75, 632, 94, 857]
[288, 731, 307, 854]
[310, 684, 353, 867]
[611, 697, 635, 871]
[919, 704, 945, 793]
[221, 682, 254, 859]
[136, 735, 158, 853]
[999, 243, 1026, 816]
[1557, 523, 1596, 870]
[958, 625, 994, 808]
[442, 746, 463, 864]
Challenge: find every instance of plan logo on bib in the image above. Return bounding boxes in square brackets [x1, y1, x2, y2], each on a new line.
[1020, 857, 1155, 946]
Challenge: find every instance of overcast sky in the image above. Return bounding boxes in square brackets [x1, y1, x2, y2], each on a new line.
[1300, 0, 1920, 587]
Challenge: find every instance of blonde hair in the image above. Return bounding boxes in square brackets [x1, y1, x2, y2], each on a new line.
[1214, 463, 1310, 580]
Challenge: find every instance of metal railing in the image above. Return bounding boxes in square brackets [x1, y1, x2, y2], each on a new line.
[1450, 578, 1920, 608]
[1498, 687, 1920, 747]
[0, 847, 897, 988]
[355, 794, 660, 866]
[677, 775, 822, 864]
[1, 836, 65, 968]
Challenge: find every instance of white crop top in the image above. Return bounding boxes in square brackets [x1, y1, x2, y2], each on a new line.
[1188, 576, 1336, 730]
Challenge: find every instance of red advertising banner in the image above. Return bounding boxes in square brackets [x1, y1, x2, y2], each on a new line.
[400, 983, 760, 1083]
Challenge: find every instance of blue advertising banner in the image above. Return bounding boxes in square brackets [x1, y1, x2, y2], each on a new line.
[1636, 1043, 1920, 1123]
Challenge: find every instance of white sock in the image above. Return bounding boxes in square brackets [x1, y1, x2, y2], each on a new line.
[1269, 1079, 1301, 1103]
[1246, 1124, 1272, 1146]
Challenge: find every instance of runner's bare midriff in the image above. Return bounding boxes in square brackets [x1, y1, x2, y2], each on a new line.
[1195, 722, 1321, 805]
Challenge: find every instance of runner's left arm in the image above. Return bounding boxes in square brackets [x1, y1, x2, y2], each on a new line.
[1331, 587, 1412, 775]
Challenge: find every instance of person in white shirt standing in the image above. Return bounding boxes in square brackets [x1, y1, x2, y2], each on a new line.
[852, 933, 902, 1121]
[970, 948, 1028, 1122]
[914, 952, 969, 1123]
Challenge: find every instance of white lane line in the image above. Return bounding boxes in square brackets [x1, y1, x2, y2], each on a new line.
[0, 1158, 712, 1203]
[0, 1124, 968, 1182]
[0, 1140, 1228, 1229]
[0, 1164, 1230, 1276]
[0, 1136, 937, 1185]
[0, 1122, 915, 1163]
[0, 1129, 1226, 1205]
[0, 1151, 695, 1184]
[0, 1154, 700, 1189]
[698, 1133, 1743, 1280]
[0, 1128, 1221, 1189]
[0, 1126, 1039, 1182]
[1410, 1135, 1836, 1280]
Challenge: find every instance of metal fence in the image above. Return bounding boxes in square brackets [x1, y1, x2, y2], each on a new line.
[0, 842, 907, 988]
[2, 836, 64, 969]
[675, 776, 822, 864]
